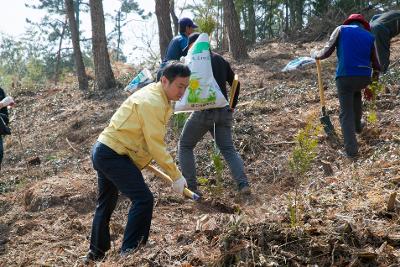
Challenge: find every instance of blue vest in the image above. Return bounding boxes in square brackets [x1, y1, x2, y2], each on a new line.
[336, 25, 375, 77]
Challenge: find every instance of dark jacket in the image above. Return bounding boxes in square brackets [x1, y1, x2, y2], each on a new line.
[210, 52, 240, 109]
[370, 11, 400, 72]
[371, 11, 400, 38]
[0, 88, 9, 125]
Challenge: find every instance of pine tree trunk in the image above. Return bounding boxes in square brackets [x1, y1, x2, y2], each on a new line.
[169, 0, 179, 36]
[295, 0, 304, 30]
[222, 17, 229, 51]
[89, 0, 116, 90]
[247, 0, 256, 44]
[288, 0, 296, 30]
[74, 0, 80, 32]
[155, 0, 173, 59]
[268, 0, 274, 38]
[216, 1, 221, 49]
[242, 7, 249, 41]
[54, 17, 67, 85]
[285, 0, 289, 32]
[65, 0, 88, 91]
[222, 0, 248, 60]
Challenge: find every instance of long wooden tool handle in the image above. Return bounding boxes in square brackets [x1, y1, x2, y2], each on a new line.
[229, 74, 239, 108]
[146, 165, 200, 201]
[316, 60, 326, 108]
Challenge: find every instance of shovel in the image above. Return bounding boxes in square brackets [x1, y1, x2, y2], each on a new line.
[229, 74, 239, 108]
[146, 165, 201, 201]
[147, 166, 239, 213]
[316, 60, 335, 136]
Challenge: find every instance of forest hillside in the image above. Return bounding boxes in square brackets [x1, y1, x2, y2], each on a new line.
[0, 37, 400, 266]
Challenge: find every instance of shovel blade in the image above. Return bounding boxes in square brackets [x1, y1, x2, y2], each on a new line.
[320, 115, 335, 135]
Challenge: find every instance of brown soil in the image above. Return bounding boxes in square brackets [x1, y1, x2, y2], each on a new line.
[0, 37, 400, 266]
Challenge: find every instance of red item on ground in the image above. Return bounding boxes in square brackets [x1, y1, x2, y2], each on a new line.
[364, 87, 373, 101]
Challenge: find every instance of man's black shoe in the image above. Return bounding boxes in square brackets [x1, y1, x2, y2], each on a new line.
[83, 251, 105, 265]
[355, 120, 365, 134]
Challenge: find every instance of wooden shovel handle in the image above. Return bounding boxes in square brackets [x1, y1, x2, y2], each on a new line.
[146, 165, 200, 201]
[316, 60, 326, 108]
[229, 74, 239, 108]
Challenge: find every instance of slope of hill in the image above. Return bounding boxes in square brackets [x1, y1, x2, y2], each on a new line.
[0, 39, 399, 266]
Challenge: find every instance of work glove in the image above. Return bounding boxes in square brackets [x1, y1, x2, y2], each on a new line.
[310, 49, 319, 59]
[364, 87, 373, 101]
[0, 96, 15, 107]
[172, 176, 187, 195]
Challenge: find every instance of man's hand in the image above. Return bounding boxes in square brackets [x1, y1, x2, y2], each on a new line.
[172, 176, 187, 194]
[364, 87, 373, 101]
[0, 96, 15, 107]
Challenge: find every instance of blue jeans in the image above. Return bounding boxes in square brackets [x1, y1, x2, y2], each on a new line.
[178, 106, 249, 191]
[89, 142, 154, 256]
[336, 76, 371, 156]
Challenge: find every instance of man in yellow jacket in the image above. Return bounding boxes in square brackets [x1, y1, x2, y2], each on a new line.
[85, 62, 190, 263]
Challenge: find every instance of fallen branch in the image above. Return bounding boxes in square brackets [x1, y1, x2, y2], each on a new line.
[376, 99, 400, 106]
[241, 86, 268, 97]
[265, 141, 296, 146]
[65, 137, 78, 153]
[277, 238, 307, 249]
[14, 122, 32, 177]
[279, 249, 309, 264]
[335, 214, 383, 224]
[387, 192, 397, 212]
[389, 58, 400, 69]
[331, 240, 338, 266]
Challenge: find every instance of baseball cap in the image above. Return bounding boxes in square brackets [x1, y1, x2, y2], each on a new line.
[343, 14, 371, 31]
[178, 17, 198, 29]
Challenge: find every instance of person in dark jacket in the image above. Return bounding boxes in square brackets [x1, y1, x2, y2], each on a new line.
[370, 10, 400, 73]
[156, 18, 197, 81]
[178, 33, 251, 196]
[311, 14, 381, 159]
[0, 87, 15, 169]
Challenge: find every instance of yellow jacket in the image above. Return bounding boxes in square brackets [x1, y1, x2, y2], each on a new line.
[98, 82, 182, 181]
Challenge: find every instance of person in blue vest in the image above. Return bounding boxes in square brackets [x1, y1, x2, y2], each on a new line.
[311, 14, 381, 159]
[156, 17, 197, 81]
[370, 10, 400, 73]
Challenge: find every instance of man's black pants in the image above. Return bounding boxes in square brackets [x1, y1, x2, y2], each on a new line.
[336, 76, 371, 157]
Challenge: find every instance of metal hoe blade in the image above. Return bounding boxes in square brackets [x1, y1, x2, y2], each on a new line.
[320, 108, 335, 136]
[316, 60, 336, 136]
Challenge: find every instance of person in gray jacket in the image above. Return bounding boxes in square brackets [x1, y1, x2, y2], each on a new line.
[370, 10, 400, 72]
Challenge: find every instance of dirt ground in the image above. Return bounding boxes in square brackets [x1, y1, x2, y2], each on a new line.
[0, 37, 400, 266]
